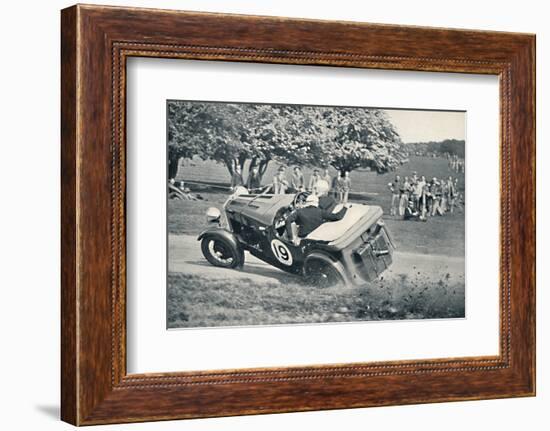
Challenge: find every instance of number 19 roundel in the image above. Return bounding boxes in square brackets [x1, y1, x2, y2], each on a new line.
[270, 239, 293, 266]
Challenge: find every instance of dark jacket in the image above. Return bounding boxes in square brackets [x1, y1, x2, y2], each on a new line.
[286, 205, 348, 238]
[318, 195, 338, 215]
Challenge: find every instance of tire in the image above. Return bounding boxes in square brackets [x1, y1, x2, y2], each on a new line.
[303, 254, 347, 288]
[200, 236, 244, 269]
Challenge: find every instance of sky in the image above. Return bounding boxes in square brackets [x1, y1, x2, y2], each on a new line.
[384, 109, 465, 144]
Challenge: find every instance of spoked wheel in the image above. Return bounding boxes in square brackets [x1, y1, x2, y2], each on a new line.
[200, 236, 244, 269]
[303, 254, 347, 288]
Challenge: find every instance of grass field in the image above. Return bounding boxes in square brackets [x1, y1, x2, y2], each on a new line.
[167, 155, 465, 328]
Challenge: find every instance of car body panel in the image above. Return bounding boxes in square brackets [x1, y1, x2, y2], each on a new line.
[224, 194, 295, 226]
[306, 204, 383, 248]
[200, 191, 394, 285]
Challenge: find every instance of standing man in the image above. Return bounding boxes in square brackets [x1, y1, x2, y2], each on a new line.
[336, 171, 352, 204]
[272, 166, 289, 194]
[431, 177, 443, 216]
[425, 178, 434, 216]
[440, 179, 448, 213]
[308, 169, 321, 194]
[230, 164, 244, 190]
[321, 167, 333, 196]
[399, 176, 410, 217]
[446, 176, 456, 213]
[246, 165, 262, 192]
[411, 175, 424, 212]
[291, 166, 305, 192]
[415, 175, 427, 212]
[388, 175, 401, 216]
[421, 177, 430, 219]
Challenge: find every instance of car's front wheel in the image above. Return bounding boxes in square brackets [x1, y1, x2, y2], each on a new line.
[303, 253, 348, 288]
[200, 236, 244, 269]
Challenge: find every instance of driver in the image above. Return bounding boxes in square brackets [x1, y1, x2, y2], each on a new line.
[286, 194, 347, 245]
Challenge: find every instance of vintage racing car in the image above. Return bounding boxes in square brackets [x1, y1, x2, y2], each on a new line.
[198, 190, 394, 287]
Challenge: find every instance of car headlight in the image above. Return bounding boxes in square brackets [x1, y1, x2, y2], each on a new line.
[206, 207, 221, 224]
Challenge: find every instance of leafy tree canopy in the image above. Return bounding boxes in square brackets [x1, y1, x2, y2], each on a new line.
[167, 101, 404, 178]
[407, 139, 465, 158]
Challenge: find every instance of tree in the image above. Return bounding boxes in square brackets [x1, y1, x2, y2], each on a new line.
[319, 108, 403, 175]
[407, 139, 465, 158]
[167, 101, 404, 181]
[168, 102, 334, 181]
[167, 102, 248, 178]
[243, 105, 334, 176]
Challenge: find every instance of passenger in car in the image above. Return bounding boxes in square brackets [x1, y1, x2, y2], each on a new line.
[315, 179, 340, 215]
[286, 194, 348, 245]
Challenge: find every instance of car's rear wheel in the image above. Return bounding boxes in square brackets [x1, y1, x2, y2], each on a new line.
[303, 254, 348, 288]
[200, 236, 244, 269]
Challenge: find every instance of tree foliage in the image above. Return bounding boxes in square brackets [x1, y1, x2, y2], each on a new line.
[319, 108, 404, 174]
[407, 139, 465, 158]
[167, 101, 404, 179]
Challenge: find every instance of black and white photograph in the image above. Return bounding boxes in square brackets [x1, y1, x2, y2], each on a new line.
[1, 0, 542, 428]
[166, 100, 466, 329]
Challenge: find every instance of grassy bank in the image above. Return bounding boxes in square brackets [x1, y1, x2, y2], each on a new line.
[167, 272, 465, 329]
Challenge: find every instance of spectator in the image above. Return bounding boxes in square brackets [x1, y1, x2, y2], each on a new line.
[399, 176, 410, 216]
[431, 177, 444, 216]
[421, 178, 430, 219]
[412, 175, 425, 212]
[321, 167, 333, 195]
[440, 179, 449, 213]
[388, 175, 401, 216]
[336, 171, 352, 204]
[246, 165, 262, 192]
[446, 176, 456, 213]
[230, 164, 244, 190]
[291, 166, 305, 192]
[424, 179, 434, 216]
[308, 169, 321, 193]
[404, 199, 426, 222]
[417, 175, 427, 210]
[272, 166, 289, 194]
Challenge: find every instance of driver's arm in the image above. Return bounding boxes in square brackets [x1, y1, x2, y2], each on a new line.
[322, 206, 347, 221]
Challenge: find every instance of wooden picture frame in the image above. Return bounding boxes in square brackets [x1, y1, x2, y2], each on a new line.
[61, 4, 535, 425]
